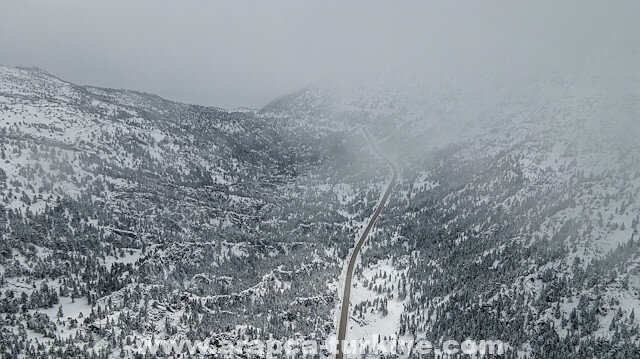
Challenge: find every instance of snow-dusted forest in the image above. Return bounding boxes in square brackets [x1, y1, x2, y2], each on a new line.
[2, 2, 640, 358]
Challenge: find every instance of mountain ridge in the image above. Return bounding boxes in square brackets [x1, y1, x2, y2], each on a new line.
[2, 64, 640, 357]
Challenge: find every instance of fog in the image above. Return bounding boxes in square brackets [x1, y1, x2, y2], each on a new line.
[1, 1, 639, 109]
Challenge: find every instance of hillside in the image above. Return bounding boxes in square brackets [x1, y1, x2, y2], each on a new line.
[266, 67, 640, 357]
[1, 64, 640, 358]
[0, 66, 387, 358]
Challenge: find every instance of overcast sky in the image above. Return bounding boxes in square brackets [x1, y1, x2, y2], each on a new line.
[1, 1, 638, 109]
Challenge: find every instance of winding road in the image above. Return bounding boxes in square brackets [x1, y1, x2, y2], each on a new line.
[335, 130, 398, 359]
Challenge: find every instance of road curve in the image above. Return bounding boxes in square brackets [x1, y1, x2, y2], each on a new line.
[335, 130, 398, 359]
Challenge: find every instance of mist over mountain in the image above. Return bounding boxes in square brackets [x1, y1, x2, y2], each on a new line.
[1, 2, 640, 355]
[1, 56, 639, 357]
[263, 59, 640, 357]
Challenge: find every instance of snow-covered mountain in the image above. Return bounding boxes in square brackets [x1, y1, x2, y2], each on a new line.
[265, 66, 640, 356]
[1, 63, 640, 358]
[0, 66, 390, 358]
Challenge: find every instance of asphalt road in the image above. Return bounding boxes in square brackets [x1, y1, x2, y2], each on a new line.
[335, 130, 398, 359]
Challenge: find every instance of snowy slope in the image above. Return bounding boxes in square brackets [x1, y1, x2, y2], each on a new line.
[0, 66, 390, 358]
[266, 64, 640, 357]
